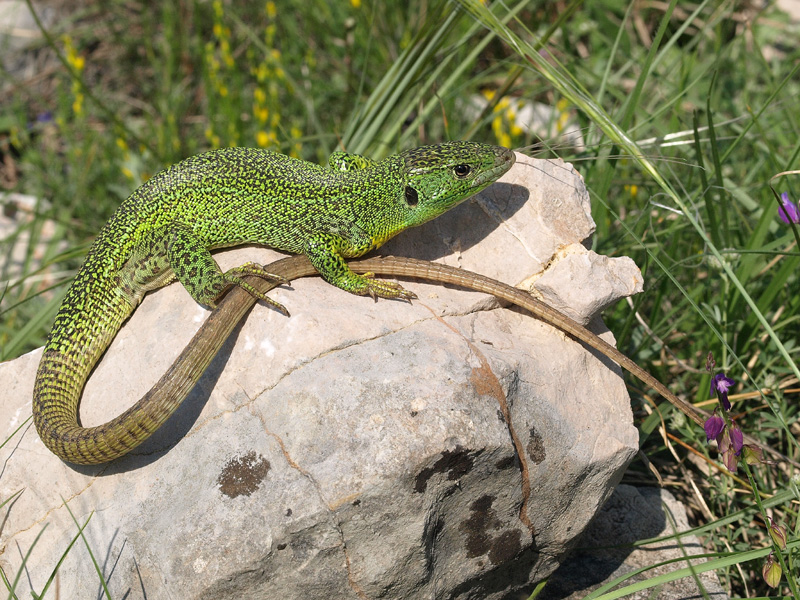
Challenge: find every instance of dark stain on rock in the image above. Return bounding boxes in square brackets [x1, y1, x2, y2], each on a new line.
[495, 454, 516, 470]
[488, 529, 522, 564]
[471, 494, 496, 514]
[460, 494, 501, 557]
[217, 451, 271, 498]
[527, 427, 546, 464]
[459, 494, 522, 565]
[414, 446, 480, 493]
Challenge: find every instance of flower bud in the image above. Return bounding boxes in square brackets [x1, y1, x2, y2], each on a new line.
[741, 445, 762, 465]
[762, 552, 782, 588]
[704, 415, 724, 442]
[769, 518, 787, 550]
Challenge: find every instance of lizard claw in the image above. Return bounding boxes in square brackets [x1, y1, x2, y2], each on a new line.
[220, 262, 291, 315]
[226, 262, 290, 284]
[360, 272, 417, 301]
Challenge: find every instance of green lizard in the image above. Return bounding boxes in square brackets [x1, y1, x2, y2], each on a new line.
[32, 141, 515, 465]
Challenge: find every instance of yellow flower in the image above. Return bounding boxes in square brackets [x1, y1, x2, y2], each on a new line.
[63, 34, 85, 75]
[493, 97, 510, 112]
[290, 126, 303, 157]
[556, 98, 570, 133]
[624, 184, 639, 200]
[254, 106, 269, 123]
[266, 1, 277, 18]
[265, 24, 276, 44]
[205, 127, 221, 148]
[351, 0, 361, 7]
[72, 96, 83, 117]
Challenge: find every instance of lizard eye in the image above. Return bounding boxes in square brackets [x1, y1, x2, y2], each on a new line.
[404, 186, 419, 206]
[453, 164, 472, 178]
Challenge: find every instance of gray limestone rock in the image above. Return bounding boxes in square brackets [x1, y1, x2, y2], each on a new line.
[0, 153, 641, 598]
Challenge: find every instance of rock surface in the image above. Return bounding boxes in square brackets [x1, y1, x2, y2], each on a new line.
[542, 485, 728, 599]
[0, 1, 57, 78]
[1, 153, 641, 599]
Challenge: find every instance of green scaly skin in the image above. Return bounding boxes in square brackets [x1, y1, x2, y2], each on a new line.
[33, 141, 515, 465]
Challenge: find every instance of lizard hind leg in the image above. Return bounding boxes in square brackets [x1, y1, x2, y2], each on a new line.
[167, 225, 289, 314]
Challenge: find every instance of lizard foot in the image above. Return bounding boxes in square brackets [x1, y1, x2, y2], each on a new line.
[225, 262, 289, 285]
[359, 272, 417, 301]
[220, 262, 291, 315]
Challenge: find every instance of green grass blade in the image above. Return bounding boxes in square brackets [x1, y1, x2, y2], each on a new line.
[62, 500, 113, 599]
[4, 523, 48, 600]
[34, 511, 95, 600]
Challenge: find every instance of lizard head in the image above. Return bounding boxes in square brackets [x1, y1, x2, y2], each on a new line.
[397, 141, 515, 228]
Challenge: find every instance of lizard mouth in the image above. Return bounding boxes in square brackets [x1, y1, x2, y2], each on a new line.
[473, 147, 515, 187]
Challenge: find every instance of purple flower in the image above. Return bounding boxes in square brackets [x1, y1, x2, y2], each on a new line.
[710, 373, 735, 411]
[704, 414, 725, 441]
[702, 367, 751, 473]
[717, 424, 744, 473]
[729, 424, 743, 455]
[778, 192, 800, 224]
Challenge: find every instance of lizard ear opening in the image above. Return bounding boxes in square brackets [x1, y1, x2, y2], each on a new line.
[404, 186, 419, 207]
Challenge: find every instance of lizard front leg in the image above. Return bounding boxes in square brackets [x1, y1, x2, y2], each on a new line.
[303, 234, 416, 301]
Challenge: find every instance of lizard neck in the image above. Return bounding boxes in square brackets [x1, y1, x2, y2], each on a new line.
[344, 155, 411, 250]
